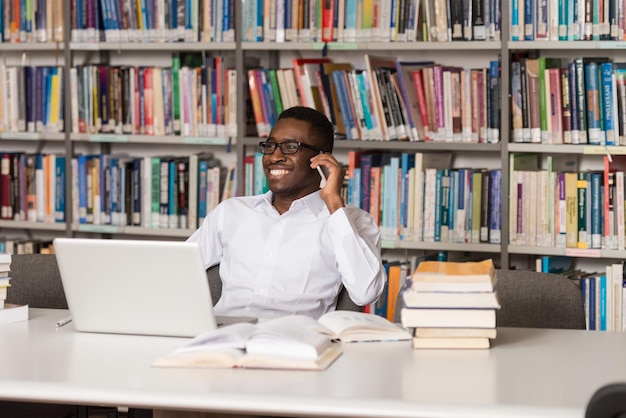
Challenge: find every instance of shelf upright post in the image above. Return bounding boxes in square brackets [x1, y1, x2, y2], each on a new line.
[235, 0, 246, 195]
[63, 0, 73, 237]
[500, 0, 511, 267]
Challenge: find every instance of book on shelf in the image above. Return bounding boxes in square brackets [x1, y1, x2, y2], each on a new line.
[0, 304, 28, 324]
[152, 315, 342, 370]
[409, 259, 497, 292]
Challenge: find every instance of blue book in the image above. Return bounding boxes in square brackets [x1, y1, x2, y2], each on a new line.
[601, 62, 615, 145]
[97, 155, 108, 224]
[132, 158, 142, 226]
[590, 172, 602, 249]
[374, 263, 391, 318]
[356, 71, 378, 138]
[253, 152, 267, 195]
[54, 156, 65, 222]
[77, 155, 87, 224]
[585, 62, 602, 145]
[489, 169, 502, 244]
[580, 277, 588, 329]
[138, 67, 146, 132]
[440, 169, 451, 242]
[589, 276, 596, 330]
[448, 170, 458, 241]
[558, 0, 568, 40]
[332, 70, 357, 140]
[109, 157, 118, 224]
[524, 0, 534, 40]
[433, 169, 444, 242]
[488, 61, 500, 143]
[24, 66, 35, 132]
[197, 158, 208, 222]
[567, 62, 580, 143]
[170, 0, 178, 32]
[145, 0, 155, 31]
[399, 153, 415, 240]
[223, 0, 232, 40]
[599, 275, 607, 330]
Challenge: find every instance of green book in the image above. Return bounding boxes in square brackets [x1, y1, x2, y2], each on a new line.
[268, 69, 284, 116]
[171, 54, 181, 135]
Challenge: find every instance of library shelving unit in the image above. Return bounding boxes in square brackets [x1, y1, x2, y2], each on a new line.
[0, 2, 514, 263]
[506, 40, 626, 272]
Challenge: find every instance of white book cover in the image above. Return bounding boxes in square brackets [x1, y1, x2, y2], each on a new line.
[152, 68, 165, 136]
[422, 168, 437, 242]
[612, 263, 623, 331]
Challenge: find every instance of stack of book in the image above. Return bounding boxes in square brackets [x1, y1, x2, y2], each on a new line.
[0, 253, 27, 324]
[400, 259, 500, 349]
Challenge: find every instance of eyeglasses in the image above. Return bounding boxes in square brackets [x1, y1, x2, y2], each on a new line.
[258, 140, 326, 155]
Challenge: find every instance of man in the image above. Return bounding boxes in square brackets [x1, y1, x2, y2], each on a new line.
[187, 106, 386, 318]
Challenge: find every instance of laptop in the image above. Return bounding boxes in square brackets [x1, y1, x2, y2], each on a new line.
[53, 238, 219, 338]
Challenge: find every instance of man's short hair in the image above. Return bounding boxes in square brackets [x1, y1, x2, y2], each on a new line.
[277, 106, 334, 152]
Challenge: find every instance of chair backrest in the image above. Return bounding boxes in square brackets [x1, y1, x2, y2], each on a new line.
[6, 254, 68, 309]
[206, 265, 363, 312]
[393, 268, 586, 329]
[585, 383, 626, 418]
[494, 269, 586, 329]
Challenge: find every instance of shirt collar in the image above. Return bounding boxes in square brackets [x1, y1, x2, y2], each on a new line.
[254, 190, 326, 215]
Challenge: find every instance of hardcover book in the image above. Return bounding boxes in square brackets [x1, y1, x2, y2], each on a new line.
[410, 259, 497, 292]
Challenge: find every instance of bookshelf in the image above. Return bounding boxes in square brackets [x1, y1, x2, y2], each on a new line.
[0, 1, 509, 262]
[2, 0, 626, 277]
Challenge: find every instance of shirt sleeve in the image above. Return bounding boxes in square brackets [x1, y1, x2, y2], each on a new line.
[187, 204, 224, 269]
[327, 206, 387, 306]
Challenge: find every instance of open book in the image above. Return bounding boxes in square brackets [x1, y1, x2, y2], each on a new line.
[152, 315, 341, 370]
[152, 311, 410, 370]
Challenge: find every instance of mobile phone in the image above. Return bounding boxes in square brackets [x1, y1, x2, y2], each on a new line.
[317, 151, 329, 188]
[317, 165, 327, 188]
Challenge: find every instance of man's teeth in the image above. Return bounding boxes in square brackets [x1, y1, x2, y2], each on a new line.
[270, 169, 288, 176]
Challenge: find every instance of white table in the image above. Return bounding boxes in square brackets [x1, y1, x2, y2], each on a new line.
[0, 308, 624, 418]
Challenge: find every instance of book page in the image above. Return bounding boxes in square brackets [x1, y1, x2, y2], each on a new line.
[318, 311, 411, 343]
[246, 315, 331, 360]
[176, 323, 257, 353]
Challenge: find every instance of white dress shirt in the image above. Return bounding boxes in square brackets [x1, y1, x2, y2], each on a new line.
[187, 190, 386, 319]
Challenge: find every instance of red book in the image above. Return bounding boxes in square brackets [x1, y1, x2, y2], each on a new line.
[411, 69, 430, 140]
[0, 154, 11, 219]
[292, 58, 331, 109]
[143, 67, 154, 135]
[321, 0, 335, 42]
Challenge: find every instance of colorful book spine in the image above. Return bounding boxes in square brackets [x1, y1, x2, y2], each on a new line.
[585, 61, 601, 145]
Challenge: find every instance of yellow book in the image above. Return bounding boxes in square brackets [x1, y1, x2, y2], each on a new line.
[411, 259, 497, 292]
[49, 70, 61, 131]
[564, 172, 578, 249]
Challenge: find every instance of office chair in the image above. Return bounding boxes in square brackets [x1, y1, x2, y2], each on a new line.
[206, 264, 364, 312]
[6, 253, 68, 309]
[494, 269, 586, 329]
[585, 383, 626, 418]
[393, 268, 586, 329]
